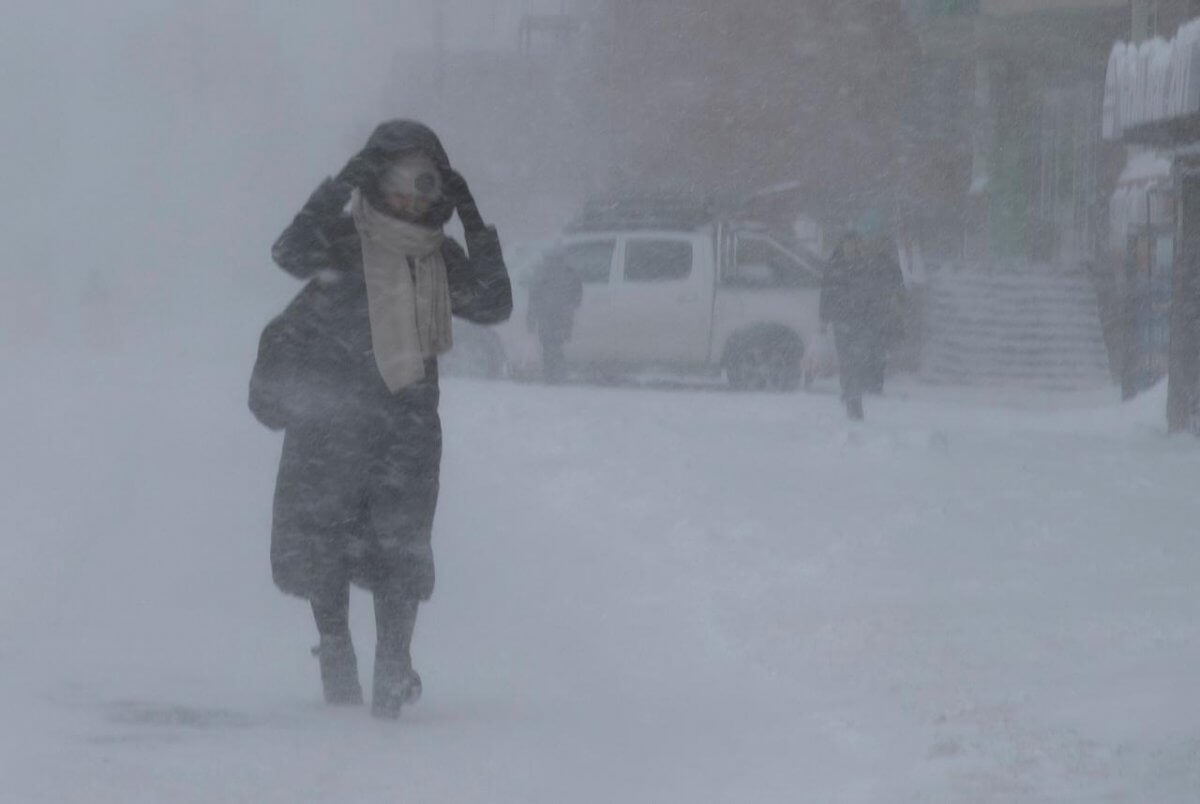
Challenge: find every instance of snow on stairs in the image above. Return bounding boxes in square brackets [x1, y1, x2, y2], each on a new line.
[919, 265, 1112, 390]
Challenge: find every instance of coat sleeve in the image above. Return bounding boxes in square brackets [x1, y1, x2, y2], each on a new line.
[444, 225, 513, 325]
[271, 178, 358, 280]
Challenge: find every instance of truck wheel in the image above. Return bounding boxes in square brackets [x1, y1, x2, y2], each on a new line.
[726, 332, 804, 391]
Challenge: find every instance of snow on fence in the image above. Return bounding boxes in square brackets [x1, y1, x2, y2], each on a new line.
[1103, 17, 1200, 140]
[919, 265, 1112, 390]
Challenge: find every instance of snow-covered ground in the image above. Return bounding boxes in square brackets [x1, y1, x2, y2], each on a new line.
[3, 333, 1198, 803]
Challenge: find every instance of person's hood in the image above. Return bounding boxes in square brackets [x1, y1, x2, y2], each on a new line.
[359, 119, 455, 228]
[363, 119, 452, 170]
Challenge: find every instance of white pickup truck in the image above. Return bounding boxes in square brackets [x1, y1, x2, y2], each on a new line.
[457, 212, 827, 390]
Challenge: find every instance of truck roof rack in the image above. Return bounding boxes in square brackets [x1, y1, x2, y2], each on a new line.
[565, 195, 718, 233]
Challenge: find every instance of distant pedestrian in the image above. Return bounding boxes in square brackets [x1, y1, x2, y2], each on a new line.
[526, 250, 583, 383]
[819, 230, 905, 420]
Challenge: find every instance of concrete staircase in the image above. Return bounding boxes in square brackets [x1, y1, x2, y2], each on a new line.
[918, 265, 1113, 390]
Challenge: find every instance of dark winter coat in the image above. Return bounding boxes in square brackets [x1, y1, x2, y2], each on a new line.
[819, 251, 906, 336]
[250, 122, 511, 601]
[526, 254, 583, 345]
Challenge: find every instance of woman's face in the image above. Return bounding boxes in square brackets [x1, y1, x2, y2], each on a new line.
[385, 193, 433, 221]
[380, 153, 442, 222]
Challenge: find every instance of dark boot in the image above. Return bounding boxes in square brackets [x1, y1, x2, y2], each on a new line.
[371, 593, 421, 719]
[371, 657, 422, 719]
[311, 633, 363, 705]
[310, 584, 362, 705]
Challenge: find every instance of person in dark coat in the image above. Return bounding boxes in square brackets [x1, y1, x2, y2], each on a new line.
[249, 120, 512, 718]
[819, 230, 905, 421]
[526, 250, 583, 383]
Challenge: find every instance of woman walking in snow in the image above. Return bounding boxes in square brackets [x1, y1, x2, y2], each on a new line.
[250, 120, 511, 718]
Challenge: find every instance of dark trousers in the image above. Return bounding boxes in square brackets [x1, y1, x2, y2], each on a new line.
[541, 339, 567, 383]
[865, 339, 887, 394]
[834, 324, 887, 406]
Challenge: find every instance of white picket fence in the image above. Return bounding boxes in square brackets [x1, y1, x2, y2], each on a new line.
[918, 266, 1113, 390]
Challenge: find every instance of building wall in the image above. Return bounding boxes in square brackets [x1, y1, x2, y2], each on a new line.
[908, 0, 1128, 263]
[586, 0, 920, 229]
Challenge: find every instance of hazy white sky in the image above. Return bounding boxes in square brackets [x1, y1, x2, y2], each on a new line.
[0, 0, 586, 349]
[0, 3, 439, 290]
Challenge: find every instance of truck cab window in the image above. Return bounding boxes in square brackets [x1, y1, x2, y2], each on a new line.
[729, 236, 819, 288]
[624, 239, 693, 282]
[563, 240, 617, 284]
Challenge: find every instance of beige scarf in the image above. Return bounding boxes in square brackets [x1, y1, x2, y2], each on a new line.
[351, 189, 454, 392]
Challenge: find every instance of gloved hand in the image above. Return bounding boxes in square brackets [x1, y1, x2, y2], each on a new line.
[335, 149, 378, 192]
[303, 149, 379, 215]
[443, 168, 486, 233]
[303, 177, 352, 216]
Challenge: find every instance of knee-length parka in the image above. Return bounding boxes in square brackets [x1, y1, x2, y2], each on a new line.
[249, 121, 512, 600]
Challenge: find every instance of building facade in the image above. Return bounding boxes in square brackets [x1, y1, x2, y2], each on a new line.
[905, 0, 1130, 263]
[1104, 6, 1200, 430]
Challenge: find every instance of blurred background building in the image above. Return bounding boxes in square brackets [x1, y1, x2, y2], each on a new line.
[378, 0, 1200, 422]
